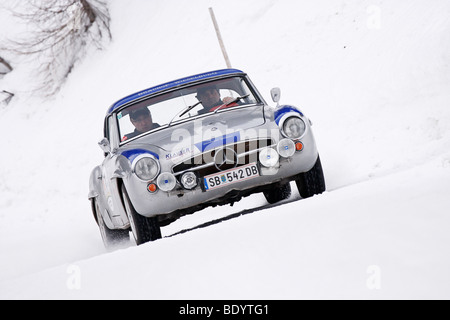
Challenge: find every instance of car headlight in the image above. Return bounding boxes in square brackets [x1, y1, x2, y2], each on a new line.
[259, 148, 279, 167]
[133, 156, 160, 181]
[282, 117, 306, 139]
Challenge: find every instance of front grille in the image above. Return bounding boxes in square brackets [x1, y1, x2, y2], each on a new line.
[172, 138, 274, 177]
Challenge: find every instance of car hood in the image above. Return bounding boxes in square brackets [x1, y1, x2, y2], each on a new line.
[121, 105, 268, 162]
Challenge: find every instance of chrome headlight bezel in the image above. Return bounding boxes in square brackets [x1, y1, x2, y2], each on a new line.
[132, 154, 160, 182]
[280, 115, 307, 140]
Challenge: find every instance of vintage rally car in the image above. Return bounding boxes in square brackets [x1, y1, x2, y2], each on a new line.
[88, 69, 325, 247]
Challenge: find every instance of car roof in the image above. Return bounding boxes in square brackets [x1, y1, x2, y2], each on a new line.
[107, 68, 245, 115]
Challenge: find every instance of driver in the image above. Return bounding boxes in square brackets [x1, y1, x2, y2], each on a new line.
[122, 107, 160, 141]
[196, 86, 237, 114]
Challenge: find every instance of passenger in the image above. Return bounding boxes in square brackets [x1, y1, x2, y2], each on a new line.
[122, 108, 160, 141]
[196, 86, 237, 114]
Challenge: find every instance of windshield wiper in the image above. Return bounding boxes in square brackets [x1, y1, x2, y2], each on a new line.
[179, 101, 202, 117]
[214, 94, 250, 113]
[168, 101, 203, 127]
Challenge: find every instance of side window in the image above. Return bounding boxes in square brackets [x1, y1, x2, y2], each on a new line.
[108, 116, 119, 149]
[103, 117, 110, 141]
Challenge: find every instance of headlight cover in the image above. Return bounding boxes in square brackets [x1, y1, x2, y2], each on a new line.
[259, 147, 279, 167]
[277, 139, 296, 158]
[133, 155, 160, 181]
[157, 172, 177, 192]
[282, 117, 306, 140]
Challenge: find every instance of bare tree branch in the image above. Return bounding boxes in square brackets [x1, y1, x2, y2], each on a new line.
[0, 90, 14, 106]
[0, 0, 112, 97]
[0, 57, 13, 74]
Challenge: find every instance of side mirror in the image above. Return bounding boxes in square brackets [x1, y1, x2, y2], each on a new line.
[98, 138, 111, 154]
[270, 87, 281, 105]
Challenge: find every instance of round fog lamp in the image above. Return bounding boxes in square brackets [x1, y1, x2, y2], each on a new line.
[259, 148, 279, 167]
[157, 172, 177, 192]
[277, 139, 296, 158]
[181, 172, 198, 190]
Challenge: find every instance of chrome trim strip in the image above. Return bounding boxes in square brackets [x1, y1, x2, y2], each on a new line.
[172, 141, 276, 177]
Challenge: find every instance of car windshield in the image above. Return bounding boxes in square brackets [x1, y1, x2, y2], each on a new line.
[117, 76, 260, 143]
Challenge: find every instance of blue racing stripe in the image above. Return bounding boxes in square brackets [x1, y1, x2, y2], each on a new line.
[195, 132, 241, 152]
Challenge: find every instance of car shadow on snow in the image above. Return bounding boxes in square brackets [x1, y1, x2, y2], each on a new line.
[164, 195, 302, 239]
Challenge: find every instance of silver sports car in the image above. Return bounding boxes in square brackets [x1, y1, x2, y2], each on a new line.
[89, 69, 325, 247]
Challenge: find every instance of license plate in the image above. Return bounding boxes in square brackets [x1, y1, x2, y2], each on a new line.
[203, 163, 259, 191]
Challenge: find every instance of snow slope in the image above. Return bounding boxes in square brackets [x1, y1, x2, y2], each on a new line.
[2, 162, 450, 300]
[1, 0, 450, 299]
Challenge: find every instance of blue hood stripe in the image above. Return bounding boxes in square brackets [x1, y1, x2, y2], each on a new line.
[195, 132, 241, 153]
[121, 149, 159, 163]
[274, 105, 304, 125]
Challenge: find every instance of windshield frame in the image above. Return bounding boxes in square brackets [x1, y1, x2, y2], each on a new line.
[115, 74, 265, 146]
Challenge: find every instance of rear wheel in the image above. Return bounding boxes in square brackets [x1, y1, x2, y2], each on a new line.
[121, 185, 162, 245]
[263, 182, 292, 204]
[295, 155, 326, 198]
[93, 199, 129, 249]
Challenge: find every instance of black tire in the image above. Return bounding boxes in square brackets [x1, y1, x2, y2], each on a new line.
[93, 199, 130, 249]
[295, 155, 326, 199]
[121, 185, 162, 245]
[263, 182, 292, 204]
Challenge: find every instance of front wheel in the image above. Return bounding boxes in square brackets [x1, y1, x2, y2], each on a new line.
[263, 182, 292, 204]
[295, 155, 326, 199]
[121, 185, 162, 245]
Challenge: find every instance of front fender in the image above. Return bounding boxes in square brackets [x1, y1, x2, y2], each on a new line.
[110, 154, 133, 180]
[88, 166, 102, 199]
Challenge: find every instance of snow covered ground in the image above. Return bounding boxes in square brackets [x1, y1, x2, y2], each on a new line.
[1, 0, 450, 299]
